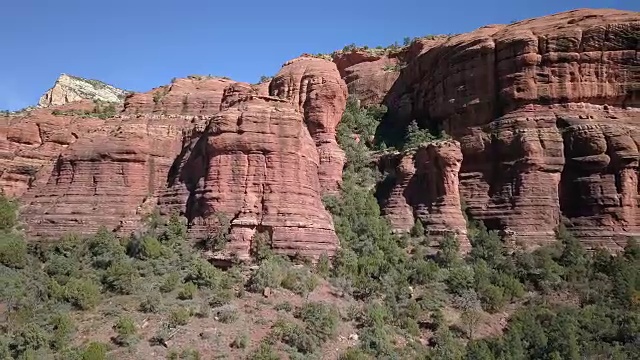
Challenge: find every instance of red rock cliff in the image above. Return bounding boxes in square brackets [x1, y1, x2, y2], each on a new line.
[163, 93, 339, 259]
[377, 141, 470, 249]
[270, 56, 348, 194]
[379, 9, 640, 249]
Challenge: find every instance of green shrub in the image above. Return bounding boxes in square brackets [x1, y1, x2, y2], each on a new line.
[315, 253, 331, 277]
[0, 195, 17, 230]
[203, 213, 231, 251]
[446, 265, 475, 295]
[215, 306, 239, 324]
[49, 313, 75, 351]
[247, 256, 289, 293]
[208, 288, 233, 307]
[128, 235, 167, 260]
[113, 316, 137, 347]
[10, 323, 48, 356]
[281, 267, 319, 297]
[160, 272, 181, 293]
[478, 284, 505, 313]
[65, 278, 101, 310]
[185, 258, 224, 289]
[339, 347, 372, 360]
[0, 234, 27, 269]
[297, 302, 339, 343]
[247, 341, 280, 360]
[230, 333, 249, 349]
[410, 220, 425, 238]
[274, 302, 293, 312]
[195, 300, 210, 318]
[178, 282, 197, 300]
[88, 227, 125, 269]
[169, 307, 191, 327]
[102, 260, 138, 294]
[270, 320, 318, 354]
[139, 292, 162, 313]
[80, 342, 109, 360]
[409, 257, 438, 285]
[45, 254, 80, 284]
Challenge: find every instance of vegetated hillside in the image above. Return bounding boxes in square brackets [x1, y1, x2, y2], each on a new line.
[0, 100, 638, 360]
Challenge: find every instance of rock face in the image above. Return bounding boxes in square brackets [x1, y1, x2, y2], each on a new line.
[4, 8, 638, 254]
[165, 94, 339, 259]
[377, 141, 470, 249]
[0, 101, 96, 198]
[10, 74, 341, 258]
[270, 56, 348, 194]
[332, 37, 449, 106]
[123, 76, 237, 116]
[379, 9, 640, 250]
[19, 112, 188, 238]
[38, 74, 129, 107]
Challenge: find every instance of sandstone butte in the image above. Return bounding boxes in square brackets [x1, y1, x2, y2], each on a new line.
[0, 8, 639, 256]
[3, 64, 343, 259]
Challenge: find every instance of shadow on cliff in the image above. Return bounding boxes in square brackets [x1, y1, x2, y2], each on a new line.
[166, 128, 209, 225]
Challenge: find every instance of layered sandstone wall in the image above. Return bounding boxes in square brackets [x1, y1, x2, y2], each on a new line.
[270, 56, 348, 194]
[165, 94, 339, 259]
[378, 9, 640, 249]
[377, 141, 470, 249]
[12, 72, 343, 258]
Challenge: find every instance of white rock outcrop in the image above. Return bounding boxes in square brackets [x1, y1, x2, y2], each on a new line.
[38, 74, 128, 107]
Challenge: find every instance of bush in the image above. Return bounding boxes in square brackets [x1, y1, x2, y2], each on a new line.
[410, 220, 425, 238]
[446, 265, 475, 295]
[230, 333, 249, 349]
[0, 234, 27, 269]
[247, 256, 289, 293]
[478, 284, 506, 313]
[185, 258, 224, 289]
[113, 316, 137, 347]
[88, 227, 125, 269]
[274, 301, 293, 312]
[49, 313, 75, 351]
[80, 342, 109, 360]
[215, 305, 239, 324]
[340, 347, 372, 360]
[403, 120, 437, 150]
[270, 320, 318, 354]
[65, 278, 101, 310]
[247, 341, 280, 360]
[177, 282, 197, 300]
[281, 267, 319, 297]
[208, 288, 233, 307]
[10, 323, 48, 356]
[127, 235, 167, 260]
[315, 253, 331, 277]
[297, 302, 339, 343]
[102, 260, 138, 294]
[0, 195, 17, 230]
[195, 300, 210, 318]
[169, 307, 191, 327]
[160, 272, 181, 293]
[139, 292, 162, 313]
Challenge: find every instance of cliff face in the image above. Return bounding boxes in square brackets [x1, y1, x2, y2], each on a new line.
[270, 56, 348, 194]
[376, 9, 640, 250]
[10, 71, 343, 258]
[2, 8, 638, 254]
[331, 37, 449, 106]
[376, 141, 470, 250]
[165, 94, 339, 259]
[38, 74, 129, 107]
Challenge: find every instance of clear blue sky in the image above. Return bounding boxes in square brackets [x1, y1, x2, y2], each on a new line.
[0, 0, 637, 110]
